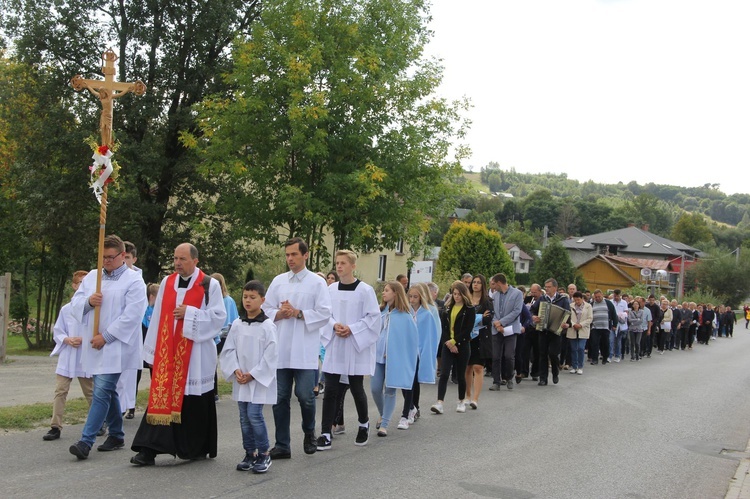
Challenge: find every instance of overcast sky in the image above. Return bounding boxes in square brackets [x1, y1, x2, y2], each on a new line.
[426, 0, 750, 196]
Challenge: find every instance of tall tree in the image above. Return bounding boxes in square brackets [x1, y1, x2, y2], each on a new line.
[436, 222, 515, 283]
[1, 0, 262, 283]
[671, 213, 713, 247]
[531, 240, 583, 290]
[190, 0, 468, 263]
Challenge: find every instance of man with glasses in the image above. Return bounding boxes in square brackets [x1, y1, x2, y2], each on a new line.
[68, 235, 147, 460]
[531, 278, 570, 386]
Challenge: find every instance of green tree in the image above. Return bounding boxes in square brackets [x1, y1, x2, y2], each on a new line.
[436, 222, 515, 283]
[0, 55, 98, 349]
[1, 0, 263, 283]
[671, 213, 713, 246]
[622, 193, 674, 236]
[522, 188, 560, 232]
[685, 249, 750, 308]
[531, 240, 583, 290]
[191, 0, 468, 263]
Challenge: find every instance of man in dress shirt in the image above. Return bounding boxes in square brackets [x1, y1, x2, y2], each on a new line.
[262, 238, 332, 459]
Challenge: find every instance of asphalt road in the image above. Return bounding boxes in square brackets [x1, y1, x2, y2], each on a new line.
[2, 330, 750, 499]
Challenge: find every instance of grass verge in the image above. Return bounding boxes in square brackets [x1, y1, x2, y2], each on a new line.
[4, 334, 52, 357]
[0, 380, 234, 431]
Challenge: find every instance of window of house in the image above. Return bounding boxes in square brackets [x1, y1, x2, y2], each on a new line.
[395, 238, 404, 255]
[378, 255, 387, 281]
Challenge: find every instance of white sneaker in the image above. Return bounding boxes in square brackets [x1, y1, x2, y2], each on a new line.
[576, 369, 583, 375]
[407, 407, 417, 424]
[469, 400, 478, 410]
[614, 357, 621, 363]
[569, 368, 577, 374]
[456, 401, 466, 413]
[430, 402, 444, 414]
[397, 417, 409, 430]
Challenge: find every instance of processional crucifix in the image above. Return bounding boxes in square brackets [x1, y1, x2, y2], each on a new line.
[70, 48, 146, 336]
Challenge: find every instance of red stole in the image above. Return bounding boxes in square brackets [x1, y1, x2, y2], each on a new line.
[146, 271, 206, 425]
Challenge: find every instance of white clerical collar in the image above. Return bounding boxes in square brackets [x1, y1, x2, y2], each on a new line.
[288, 267, 310, 283]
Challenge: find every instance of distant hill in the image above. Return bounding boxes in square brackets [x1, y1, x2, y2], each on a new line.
[462, 167, 750, 229]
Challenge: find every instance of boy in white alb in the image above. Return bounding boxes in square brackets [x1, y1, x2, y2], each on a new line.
[43, 271, 93, 441]
[220, 280, 278, 474]
[316, 250, 381, 450]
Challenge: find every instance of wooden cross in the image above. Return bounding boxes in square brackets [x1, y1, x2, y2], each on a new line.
[70, 48, 146, 336]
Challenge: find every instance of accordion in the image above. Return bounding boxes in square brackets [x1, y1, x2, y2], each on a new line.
[538, 301, 571, 336]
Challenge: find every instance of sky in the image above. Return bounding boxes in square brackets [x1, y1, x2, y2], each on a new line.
[425, 0, 750, 196]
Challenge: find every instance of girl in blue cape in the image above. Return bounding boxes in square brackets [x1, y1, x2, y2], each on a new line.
[403, 283, 441, 425]
[370, 281, 418, 437]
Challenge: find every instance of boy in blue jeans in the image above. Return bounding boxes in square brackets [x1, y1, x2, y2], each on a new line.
[220, 281, 278, 473]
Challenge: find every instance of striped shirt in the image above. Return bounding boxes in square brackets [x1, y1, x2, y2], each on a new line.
[591, 300, 609, 329]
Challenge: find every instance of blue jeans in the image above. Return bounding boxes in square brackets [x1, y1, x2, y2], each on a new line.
[238, 401, 269, 455]
[570, 338, 587, 369]
[370, 362, 396, 429]
[272, 368, 316, 451]
[81, 373, 122, 446]
[610, 330, 625, 359]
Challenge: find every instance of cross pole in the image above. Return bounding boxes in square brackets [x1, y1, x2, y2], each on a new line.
[70, 48, 146, 337]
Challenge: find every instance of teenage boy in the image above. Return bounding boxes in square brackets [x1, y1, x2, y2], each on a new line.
[44, 271, 93, 441]
[220, 280, 278, 474]
[316, 250, 381, 450]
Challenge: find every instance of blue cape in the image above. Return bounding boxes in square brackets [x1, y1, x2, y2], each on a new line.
[382, 308, 419, 389]
[415, 306, 439, 384]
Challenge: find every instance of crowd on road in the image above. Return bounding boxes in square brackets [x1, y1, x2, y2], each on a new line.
[43, 235, 746, 476]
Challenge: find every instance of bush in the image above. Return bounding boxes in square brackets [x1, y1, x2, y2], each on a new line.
[437, 222, 515, 284]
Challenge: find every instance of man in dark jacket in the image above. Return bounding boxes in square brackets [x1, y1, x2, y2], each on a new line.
[530, 278, 570, 386]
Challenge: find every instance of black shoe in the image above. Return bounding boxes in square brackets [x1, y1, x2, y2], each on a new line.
[532, 376, 539, 381]
[130, 450, 156, 466]
[69, 441, 91, 460]
[97, 423, 107, 437]
[236, 453, 254, 471]
[601, 361, 609, 365]
[538, 379, 548, 386]
[515, 375, 522, 384]
[355, 426, 369, 446]
[552, 374, 559, 384]
[500, 379, 507, 385]
[97, 435, 125, 451]
[303, 433, 317, 455]
[125, 409, 135, 419]
[507, 379, 513, 390]
[590, 361, 598, 365]
[316, 434, 331, 451]
[43, 427, 61, 441]
[269, 447, 291, 460]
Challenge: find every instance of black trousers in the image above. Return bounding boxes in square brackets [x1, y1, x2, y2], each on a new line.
[321, 373, 368, 434]
[589, 328, 610, 363]
[492, 333, 517, 384]
[538, 331, 561, 381]
[514, 332, 528, 377]
[523, 328, 540, 377]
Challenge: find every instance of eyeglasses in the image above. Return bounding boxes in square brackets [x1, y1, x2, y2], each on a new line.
[102, 253, 121, 262]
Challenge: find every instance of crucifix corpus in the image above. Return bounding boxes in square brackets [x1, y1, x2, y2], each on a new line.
[70, 48, 146, 337]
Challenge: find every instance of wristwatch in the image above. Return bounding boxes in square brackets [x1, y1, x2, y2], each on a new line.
[296, 310, 303, 320]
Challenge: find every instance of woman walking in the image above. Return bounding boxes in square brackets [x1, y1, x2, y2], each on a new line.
[371, 282, 418, 436]
[431, 281, 476, 414]
[628, 300, 646, 361]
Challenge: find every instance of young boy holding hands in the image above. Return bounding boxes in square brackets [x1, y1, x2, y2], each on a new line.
[220, 281, 278, 474]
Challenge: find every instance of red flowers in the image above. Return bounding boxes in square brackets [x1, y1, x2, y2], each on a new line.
[97, 145, 110, 155]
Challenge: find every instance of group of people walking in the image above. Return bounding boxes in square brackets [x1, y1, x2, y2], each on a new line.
[45, 235, 741, 476]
